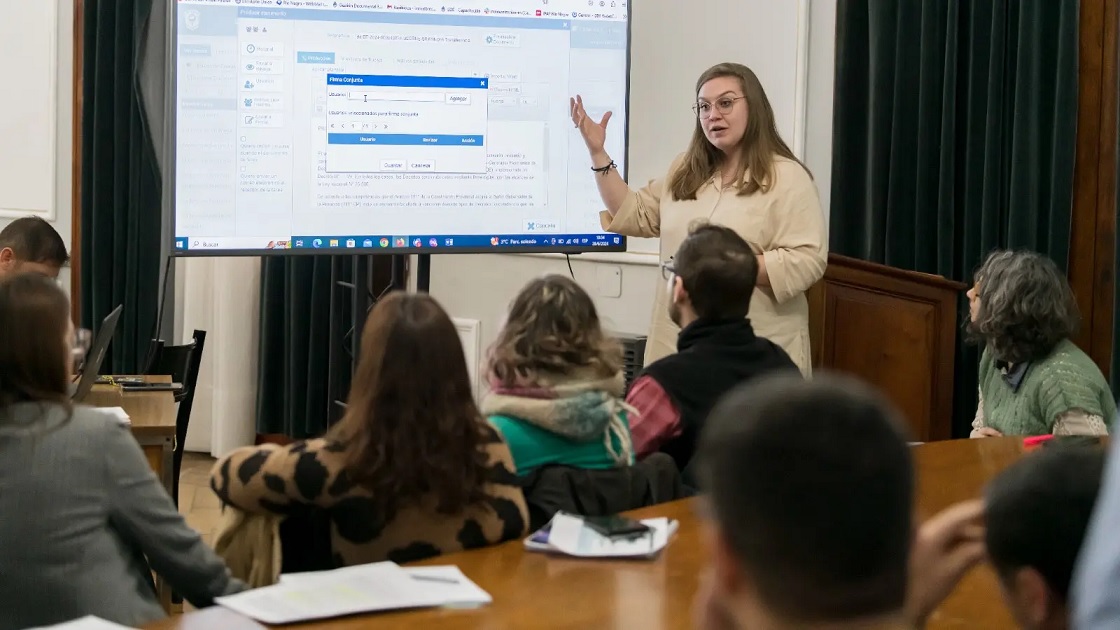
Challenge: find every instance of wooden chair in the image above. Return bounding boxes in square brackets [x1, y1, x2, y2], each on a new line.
[145, 330, 207, 506]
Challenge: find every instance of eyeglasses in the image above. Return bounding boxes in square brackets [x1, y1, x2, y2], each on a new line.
[661, 261, 677, 280]
[693, 96, 745, 119]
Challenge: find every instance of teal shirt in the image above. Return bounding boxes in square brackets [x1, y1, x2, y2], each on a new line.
[488, 413, 634, 475]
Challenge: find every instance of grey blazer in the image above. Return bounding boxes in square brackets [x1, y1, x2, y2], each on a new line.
[0, 402, 245, 629]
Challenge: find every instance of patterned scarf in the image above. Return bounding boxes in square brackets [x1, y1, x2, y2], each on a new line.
[481, 369, 634, 466]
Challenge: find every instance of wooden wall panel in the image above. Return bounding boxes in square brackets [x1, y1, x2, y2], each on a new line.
[1070, 0, 1119, 379]
[1089, 0, 1118, 377]
[808, 255, 965, 442]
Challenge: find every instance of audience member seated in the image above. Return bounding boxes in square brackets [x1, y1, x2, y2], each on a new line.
[0, 216, 69, 279]
[967, 250, 1114, 437]
[627, 222, 798, 483]
[0, 273, 244, 630]
[692, 373, 985, 630]
[211, 292, 528, 568]
[483, 275, 634, 475]
[984, 444, 1105, 630]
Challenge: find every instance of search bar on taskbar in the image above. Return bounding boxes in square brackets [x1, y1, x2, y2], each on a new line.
[178, 238, 292, 250]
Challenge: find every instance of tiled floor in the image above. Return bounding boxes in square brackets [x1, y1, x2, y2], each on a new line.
[179, 453, 221, 546]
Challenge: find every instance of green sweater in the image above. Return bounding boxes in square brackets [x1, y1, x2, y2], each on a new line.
[978, 340, 1116, 436]
[488, 412, 634, 476]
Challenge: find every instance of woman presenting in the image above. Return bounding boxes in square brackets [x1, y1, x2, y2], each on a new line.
[570, 62, 827, 375]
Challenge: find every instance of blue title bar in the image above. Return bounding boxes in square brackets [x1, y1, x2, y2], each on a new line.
[327, 74, 488, 89]
[327, 133, 484, 146]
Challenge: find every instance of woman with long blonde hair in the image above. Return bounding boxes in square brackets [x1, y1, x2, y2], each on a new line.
[570, 62, 827, 375]
[483, 275, 634, 475]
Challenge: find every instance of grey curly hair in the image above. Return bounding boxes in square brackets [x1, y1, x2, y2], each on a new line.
[966, 250, 1079, 364]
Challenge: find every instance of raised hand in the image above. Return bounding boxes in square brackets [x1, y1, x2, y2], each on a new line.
[569, 94, 613, 155]
[905, 500, 987, 629]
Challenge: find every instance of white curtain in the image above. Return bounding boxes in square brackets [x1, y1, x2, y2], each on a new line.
[178, 257, 261, 457]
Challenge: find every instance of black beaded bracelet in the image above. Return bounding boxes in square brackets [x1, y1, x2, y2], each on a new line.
[591, 160, 617, 175]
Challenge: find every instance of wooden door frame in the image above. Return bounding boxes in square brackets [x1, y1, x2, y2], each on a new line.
[1069, 0, 1119, 379]
[70, 0, 83, 325]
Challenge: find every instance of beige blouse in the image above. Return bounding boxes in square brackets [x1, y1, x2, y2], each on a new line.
[600, 154, 827, 375]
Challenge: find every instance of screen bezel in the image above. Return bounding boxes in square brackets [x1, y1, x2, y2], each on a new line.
[167, 2, 633, 258]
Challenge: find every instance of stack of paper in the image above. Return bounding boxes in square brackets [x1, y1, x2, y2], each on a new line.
[525, 513, 678, 559]
[215, 561, 491, 624]
[28, 616, 135, 630]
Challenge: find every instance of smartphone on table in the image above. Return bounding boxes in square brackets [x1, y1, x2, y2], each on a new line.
[582, 514, 651, 538]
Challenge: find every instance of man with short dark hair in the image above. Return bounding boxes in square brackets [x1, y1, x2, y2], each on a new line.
[625, 222, 797, 481]
[692, 374, 986, 630]
[985, 444, 1105, 630]
[0, 217, 69, 280]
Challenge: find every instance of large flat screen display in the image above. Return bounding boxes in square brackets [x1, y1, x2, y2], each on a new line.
[172, 0, 630, 255]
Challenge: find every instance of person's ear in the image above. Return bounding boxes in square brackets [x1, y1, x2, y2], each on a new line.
[0, 247, 15, 268]
[672, 276, 688, 305]
[1010, 567, 1052, 627]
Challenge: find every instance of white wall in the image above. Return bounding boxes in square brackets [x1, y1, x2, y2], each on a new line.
[431, 0, 837, 390]
[0, 0, 74, 292]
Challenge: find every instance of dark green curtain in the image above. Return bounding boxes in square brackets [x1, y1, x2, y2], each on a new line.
[256, 257, 347, 438]
[80, 0, 162, 374]
[1112, 20, 1120, 395]
[831, 0, 1079, 436]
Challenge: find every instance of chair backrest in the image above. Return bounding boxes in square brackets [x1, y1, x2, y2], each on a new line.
[146, 332, 206, 403]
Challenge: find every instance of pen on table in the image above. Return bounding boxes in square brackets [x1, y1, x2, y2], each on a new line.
[411, 575, 460, 584]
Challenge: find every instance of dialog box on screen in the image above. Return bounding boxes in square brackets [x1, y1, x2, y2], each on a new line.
[325, 73, 489, 174]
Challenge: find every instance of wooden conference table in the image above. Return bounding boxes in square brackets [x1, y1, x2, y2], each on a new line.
[149, 438, 1034, 630]
[83, 375, 178, 499]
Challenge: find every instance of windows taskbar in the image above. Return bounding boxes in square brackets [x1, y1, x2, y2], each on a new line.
[174, 233, 624, 252]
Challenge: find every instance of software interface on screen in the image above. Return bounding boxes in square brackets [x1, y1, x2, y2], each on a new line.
[174, 0, 629, 253]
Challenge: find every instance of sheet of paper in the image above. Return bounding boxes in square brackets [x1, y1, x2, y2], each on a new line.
[279, 564, 491, 607]
[217, 561, 448, 624]
[96, 406, 130, 425]
[547, 513, 673, 558]
[27, 616, 136, 630]
[403, 566, 492, 605]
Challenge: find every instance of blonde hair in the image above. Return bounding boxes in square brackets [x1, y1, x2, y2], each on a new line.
[489, 275, 622, 385]
[668, 62, 811, 200]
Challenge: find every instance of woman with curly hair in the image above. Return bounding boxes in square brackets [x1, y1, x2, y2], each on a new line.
[967, 250, 1114, 437]
[211, 292, 528, 566]
[483, 275, 635, 475]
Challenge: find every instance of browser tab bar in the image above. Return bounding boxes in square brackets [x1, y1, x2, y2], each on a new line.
[183, 0, 625, 21]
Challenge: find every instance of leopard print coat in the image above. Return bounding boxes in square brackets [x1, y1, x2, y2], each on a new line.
[210, 424, 528, 567]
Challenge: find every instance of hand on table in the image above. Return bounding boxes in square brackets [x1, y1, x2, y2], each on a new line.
[972, 428, 1003, 438]
[570, 94, 612, 156]
[905, 500, 987, 629]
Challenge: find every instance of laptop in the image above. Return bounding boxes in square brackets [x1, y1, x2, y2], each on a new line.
[71, 304, 123, 401]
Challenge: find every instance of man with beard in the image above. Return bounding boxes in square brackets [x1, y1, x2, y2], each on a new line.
[625, 222, 799, 484]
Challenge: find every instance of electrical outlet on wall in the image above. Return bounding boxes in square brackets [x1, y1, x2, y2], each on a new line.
[595, 265, 622, 298]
